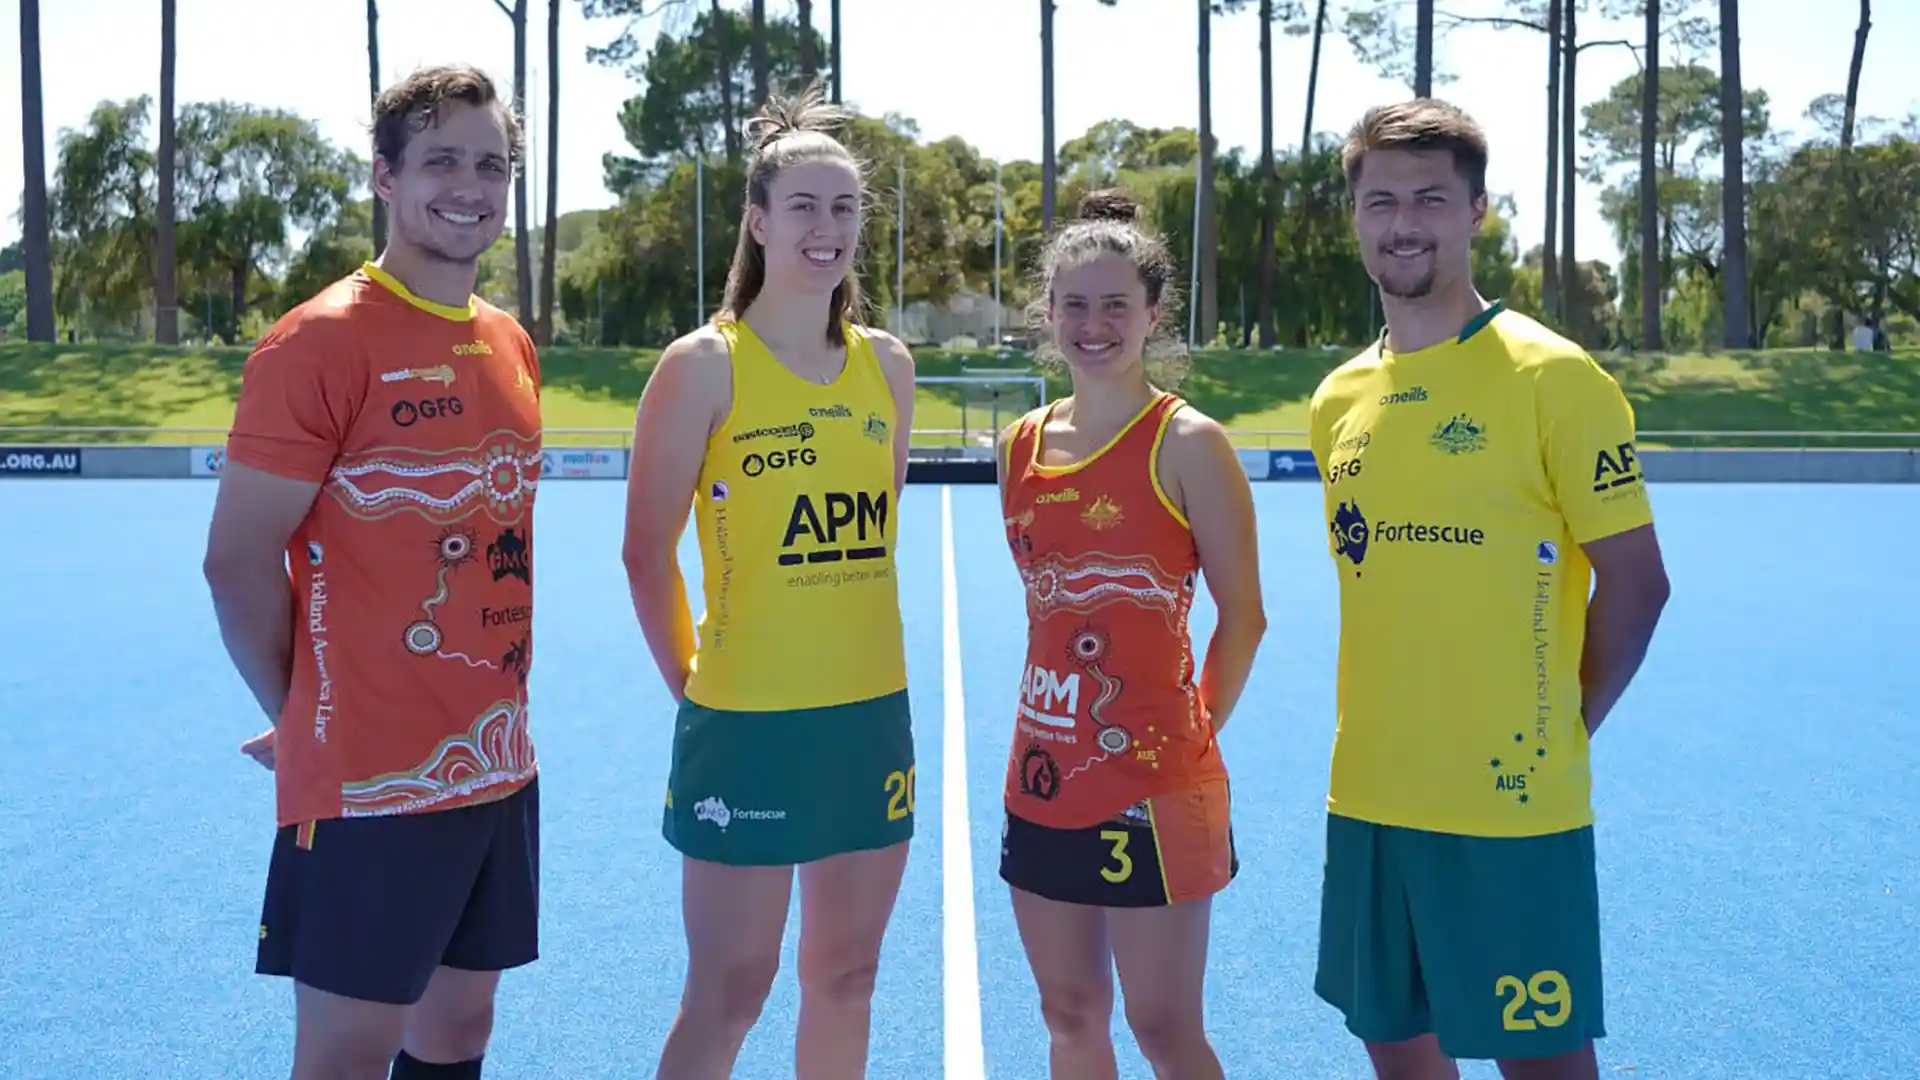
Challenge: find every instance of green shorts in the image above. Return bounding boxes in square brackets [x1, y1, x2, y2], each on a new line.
[662, 688, 916, 866]
[1314, 813, 1606, 1062]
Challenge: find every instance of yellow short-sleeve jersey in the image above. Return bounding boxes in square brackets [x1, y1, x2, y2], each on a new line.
[1307, 303, 1654, 837]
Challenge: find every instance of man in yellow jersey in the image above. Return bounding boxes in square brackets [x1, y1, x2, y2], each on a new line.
[1307, 100, 1673, 1080]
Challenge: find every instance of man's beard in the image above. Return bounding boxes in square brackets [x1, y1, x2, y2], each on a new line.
[1373, 240, 1439, 300]
[1379, 272, 1436, 300]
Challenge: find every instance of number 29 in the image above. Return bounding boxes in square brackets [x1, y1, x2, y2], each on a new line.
[1495, 970, 1571, 1031]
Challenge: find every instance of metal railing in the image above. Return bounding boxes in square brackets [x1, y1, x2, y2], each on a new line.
[3, 425, 1919, 450]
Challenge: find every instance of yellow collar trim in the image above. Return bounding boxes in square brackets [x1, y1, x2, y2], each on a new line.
[361, 261, 477, 322]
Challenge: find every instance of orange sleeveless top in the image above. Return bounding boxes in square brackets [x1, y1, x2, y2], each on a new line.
[999, 392, 1227, 829]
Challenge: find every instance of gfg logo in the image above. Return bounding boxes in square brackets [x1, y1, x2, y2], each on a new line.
[743, 447, 817, 477]
[392, 396, 464, 427]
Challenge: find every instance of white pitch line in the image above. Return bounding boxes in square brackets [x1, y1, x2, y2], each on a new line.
[941, 484, 987, 1080]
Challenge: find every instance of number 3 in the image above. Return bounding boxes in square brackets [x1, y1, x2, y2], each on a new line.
[1098, 829, 1133, 883]
[1495, 970, 1572, 1031]
[884, 766, 916, 821]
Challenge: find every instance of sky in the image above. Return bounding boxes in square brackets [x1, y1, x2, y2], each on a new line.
[2, 0, 1915, 276]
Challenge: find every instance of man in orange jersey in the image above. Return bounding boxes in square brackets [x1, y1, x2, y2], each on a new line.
[203, 65, 541, 1080]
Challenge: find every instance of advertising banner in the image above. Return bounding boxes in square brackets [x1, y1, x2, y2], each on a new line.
[539, 448, 626, 479]
[0, 447, 83, 477]
[1267, 449, 1319, 480]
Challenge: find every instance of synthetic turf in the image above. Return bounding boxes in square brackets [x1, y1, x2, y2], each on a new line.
[0, 480, 1913, 1078]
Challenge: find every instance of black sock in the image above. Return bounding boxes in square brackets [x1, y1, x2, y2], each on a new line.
[390, 1049, 483, 1079]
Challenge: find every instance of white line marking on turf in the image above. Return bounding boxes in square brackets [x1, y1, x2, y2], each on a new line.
[941, 484, 987, 1080]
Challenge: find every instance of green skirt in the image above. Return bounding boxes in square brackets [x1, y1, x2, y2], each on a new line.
[662, 688, 916, 866]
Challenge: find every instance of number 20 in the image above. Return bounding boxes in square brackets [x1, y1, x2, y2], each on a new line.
[884, 766, 916, 821]
[1495, 970, 1571, 1031]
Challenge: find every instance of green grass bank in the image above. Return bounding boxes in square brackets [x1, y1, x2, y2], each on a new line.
[2, 342, 1917, 449]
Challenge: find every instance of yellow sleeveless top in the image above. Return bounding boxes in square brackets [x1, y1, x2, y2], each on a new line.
[681, 318, 908, 712]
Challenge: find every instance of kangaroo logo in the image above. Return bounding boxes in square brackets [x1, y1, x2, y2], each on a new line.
[1020, 745, 1061, 801]
[1331, 500, 1370, 573]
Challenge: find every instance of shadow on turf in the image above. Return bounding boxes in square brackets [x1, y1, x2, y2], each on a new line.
[0, 343, 248, 442]
[1600, 348, 1920, 447]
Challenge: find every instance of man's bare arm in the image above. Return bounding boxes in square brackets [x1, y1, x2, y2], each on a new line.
[202, 460, 321, 726]
[1578, 523, 1671, 736]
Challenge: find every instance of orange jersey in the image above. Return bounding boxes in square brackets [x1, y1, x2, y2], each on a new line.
[999, 392, 1227, 829]
[224, 263, 543, 829]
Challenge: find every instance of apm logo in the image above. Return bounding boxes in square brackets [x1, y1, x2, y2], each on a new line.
[1592, 442, 1642, 493]
[1019, 665, 1081, 729]
[779, 490, 888, 566]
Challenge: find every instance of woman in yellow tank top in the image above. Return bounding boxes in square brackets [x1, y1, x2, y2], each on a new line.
[620, 80, 919, 1080]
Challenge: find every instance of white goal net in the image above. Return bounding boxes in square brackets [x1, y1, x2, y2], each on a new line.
[912, 372, 1049, 458]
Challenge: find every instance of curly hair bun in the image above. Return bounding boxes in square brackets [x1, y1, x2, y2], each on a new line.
[1077, 188, 1141, 223]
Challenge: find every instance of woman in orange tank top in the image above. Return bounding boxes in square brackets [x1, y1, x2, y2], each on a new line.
[995, 188, 1268, 1080]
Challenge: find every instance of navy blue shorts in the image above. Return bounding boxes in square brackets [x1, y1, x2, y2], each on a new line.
[255, 777, 540, 1005]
